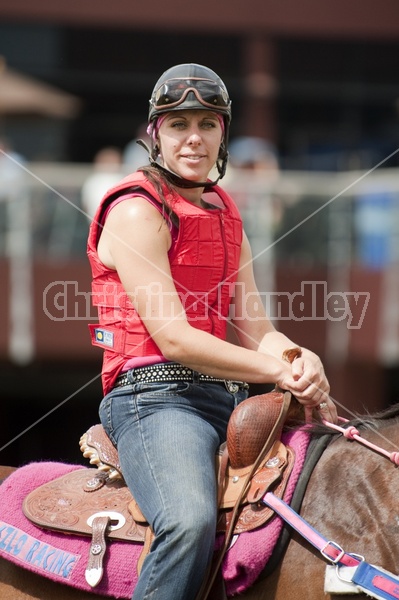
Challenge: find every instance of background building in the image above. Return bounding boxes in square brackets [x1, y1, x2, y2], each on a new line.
[0, 0, 398, 168]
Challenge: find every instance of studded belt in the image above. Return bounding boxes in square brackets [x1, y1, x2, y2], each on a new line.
[114, 362, 249, 394]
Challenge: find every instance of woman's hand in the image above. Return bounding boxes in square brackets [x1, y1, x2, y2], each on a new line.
[277, 348, 337, 424]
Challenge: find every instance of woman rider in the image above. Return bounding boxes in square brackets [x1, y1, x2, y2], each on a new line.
[87, 63, 337, 600]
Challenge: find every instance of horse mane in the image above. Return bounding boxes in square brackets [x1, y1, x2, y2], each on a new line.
[349, 402, 399, 429]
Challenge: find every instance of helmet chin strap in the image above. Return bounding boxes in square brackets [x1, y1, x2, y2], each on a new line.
[136, 139, 227, 189]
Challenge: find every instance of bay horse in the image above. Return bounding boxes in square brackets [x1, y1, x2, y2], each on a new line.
[2, 404, 399, 600]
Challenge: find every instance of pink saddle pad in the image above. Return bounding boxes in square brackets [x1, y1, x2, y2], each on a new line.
[0, 429, 309, 597]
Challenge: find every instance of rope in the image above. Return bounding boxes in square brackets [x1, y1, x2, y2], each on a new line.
[322, 417, 399, 466]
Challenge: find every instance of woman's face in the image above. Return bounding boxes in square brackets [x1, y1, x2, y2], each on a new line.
[157, 110, 223, 183]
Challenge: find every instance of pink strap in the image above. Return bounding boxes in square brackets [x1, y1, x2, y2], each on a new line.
[263, 492, 360, 567]
[321, 417, 399, 466]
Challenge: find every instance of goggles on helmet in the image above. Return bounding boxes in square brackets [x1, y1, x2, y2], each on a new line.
[151, 78, 231, 114]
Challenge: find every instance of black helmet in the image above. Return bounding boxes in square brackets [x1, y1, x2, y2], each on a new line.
[144, 63, 231, 188]
[149, 63, 231, 125]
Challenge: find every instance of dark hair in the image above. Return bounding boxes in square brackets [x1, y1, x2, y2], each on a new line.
[139, 165, 180, 229]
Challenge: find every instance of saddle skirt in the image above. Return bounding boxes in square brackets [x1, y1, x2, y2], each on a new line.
[22, 469, 146, 542]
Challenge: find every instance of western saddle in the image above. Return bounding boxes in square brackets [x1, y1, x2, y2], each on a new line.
[23, 389, 295, 594]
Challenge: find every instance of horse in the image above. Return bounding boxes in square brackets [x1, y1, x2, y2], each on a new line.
[2, 403, 399, 600]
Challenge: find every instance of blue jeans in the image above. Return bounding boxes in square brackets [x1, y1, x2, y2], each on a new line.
[99, 378, 247, 600]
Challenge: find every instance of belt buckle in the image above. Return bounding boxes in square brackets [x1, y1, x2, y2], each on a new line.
[225, 380, 240, 394]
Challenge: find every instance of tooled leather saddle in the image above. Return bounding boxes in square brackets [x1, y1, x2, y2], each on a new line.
[22, 390, 295, 591]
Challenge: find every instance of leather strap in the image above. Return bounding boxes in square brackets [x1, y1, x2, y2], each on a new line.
[137, 527, 155, 575]
[85, 515, 111, 587]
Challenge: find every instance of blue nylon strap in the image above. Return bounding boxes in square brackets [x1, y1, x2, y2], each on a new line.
[352, 562, 399, 600]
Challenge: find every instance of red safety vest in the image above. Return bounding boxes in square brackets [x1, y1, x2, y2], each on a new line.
[87, 172, 243, 394]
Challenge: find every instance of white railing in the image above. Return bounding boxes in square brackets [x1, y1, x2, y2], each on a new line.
[1, 162, 399, 365]
[2, 162, 399, 264]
